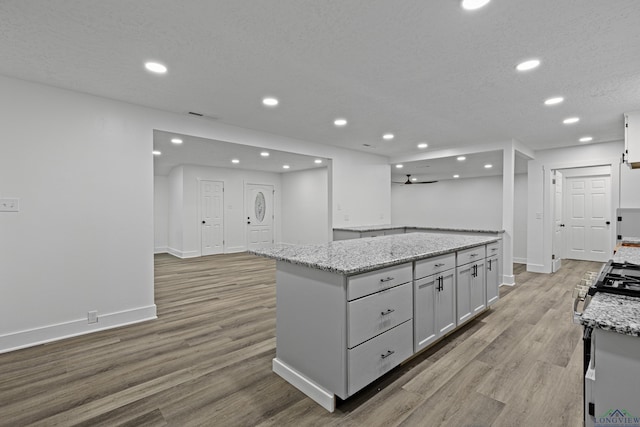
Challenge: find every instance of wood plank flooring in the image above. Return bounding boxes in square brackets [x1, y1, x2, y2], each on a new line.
[0, 254, 603, 426]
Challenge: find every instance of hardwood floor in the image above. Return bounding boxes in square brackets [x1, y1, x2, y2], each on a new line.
[0, 254, 603, 426]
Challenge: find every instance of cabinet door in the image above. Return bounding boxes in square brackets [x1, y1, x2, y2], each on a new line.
[470, 260, 486, 316]
[486, 255, 500, 306]
[437, 270, 456, 336]
[414, 275, 437, 352]
[456, 265, 473, 325]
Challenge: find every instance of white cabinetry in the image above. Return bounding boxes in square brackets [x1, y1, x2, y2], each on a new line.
[624, 111, 640, 169]
[456, 246, 486, 325]
[486, 242, 500, 306]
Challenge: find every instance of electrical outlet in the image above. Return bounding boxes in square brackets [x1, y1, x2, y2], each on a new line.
[88, 311, 98, 324]
[0, 198, 19, 212]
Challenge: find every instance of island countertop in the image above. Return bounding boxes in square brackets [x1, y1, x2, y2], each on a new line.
[580, 245, 640, 336]
[333, 225, 504, 234]
[250, 232, 499, 275]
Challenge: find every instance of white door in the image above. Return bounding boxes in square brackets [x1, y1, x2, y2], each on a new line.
[552, 170, 564, 272]
[564, 175, 611, 262]
[246, 183, 274, 250]
[200, 180, 224, 256]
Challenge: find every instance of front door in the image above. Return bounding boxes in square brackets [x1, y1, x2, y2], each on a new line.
[200, 180, 224, 256]
[552, 170, 563, 272]
[564, 175, 611, 262]
[246, 183, 274, 250]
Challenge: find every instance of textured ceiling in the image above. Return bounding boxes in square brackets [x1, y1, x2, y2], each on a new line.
[1, 1, 639, 162]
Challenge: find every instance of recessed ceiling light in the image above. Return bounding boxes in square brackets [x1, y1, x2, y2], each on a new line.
[334, 118, 347, 126]
[563, 117, 580, 124]
[396, 164, 403, 169]
[411, 178, 417, 182]
[314, 159, 322, 164]
[544, 97, 564, 106]
[231, 159, 240, 164]
[260, 151, 270, 157]
[417, 143, 428, 149]
[282, 165, 290, 169]
[383, 133, 395, 140]
[171, 138, 183, 144]
[152, 150, 161, 156]
[579, 136, 593, 142]
[457, 156, 466, 161]
[461, 0, 491, 10]
[453, 174, 460, 178]
[516, 59, 541, 72]
[145, 62, 167, 74]
[262, 97, 279, 107]
[484, 164, 493, 168]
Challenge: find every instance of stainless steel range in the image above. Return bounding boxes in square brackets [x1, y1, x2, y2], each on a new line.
[587, 260, 640, 298]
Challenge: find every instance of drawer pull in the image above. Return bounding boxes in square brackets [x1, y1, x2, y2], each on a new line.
[434, 263, 445, 267]
[379, 276, 395, 283]
[380, 350, 395, 359]
[491, 248, 498, 252]
[469, 253, 478, 257]
[380, 308, 395, 316]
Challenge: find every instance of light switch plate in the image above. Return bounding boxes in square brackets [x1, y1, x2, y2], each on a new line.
[0, 198, 19, 212]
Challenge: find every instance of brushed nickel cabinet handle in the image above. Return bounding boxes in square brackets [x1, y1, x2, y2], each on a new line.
[380, 350, 395, 359]
[380, 308, 395, 316]
[379, 277, 394, 283]
[435, 263, 445, 267]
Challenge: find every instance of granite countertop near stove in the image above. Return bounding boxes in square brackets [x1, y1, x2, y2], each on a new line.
[333, 225, 504, 234]
[621, 236, 640, 245]
[579, 245, 640, 336]
[251, 233, 498, 275]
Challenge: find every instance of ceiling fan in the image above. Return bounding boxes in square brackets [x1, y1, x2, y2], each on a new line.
[392, 174, 438, 185]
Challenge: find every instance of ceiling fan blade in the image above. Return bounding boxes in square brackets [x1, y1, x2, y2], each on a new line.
[414, 180, 438, 184]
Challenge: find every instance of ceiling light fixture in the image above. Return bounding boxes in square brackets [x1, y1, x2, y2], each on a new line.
[383, 133, 395, 140]
[145, 62, 167, 74]
[171, 138, 183, 144]
[461, 0, 491, 10]
[457, 156, 466, 161]
[544, 97, 564, 106]
[314, 159, 322, 164]
[417, 143, 428, 149]
[453, 174, 460, 178]
[579, 136, 593, 142]
[152, 150, 161, 156]
[282, 165, 290, 169]
[563, 117, 580, 124]
[396, 164, 403, 169]
[516, 59, 541, 72]
[231, 159, 240, 164]
[262, 97, 279, 107]
[334, 118, 347, 126]
[484, 164, 493, 168]
[260, 151, 270, 157]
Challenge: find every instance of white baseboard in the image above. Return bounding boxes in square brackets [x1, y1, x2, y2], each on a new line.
[272, 358, 335, 412]
[167, 247, 200, 258]
[0, 304, 157, 354]
[527, 263, 547, 273]
[500, 274, 516, 287]
[154, 246, 168, 254]
[225, 246, 246, 254]
[513, 257, 527, 264]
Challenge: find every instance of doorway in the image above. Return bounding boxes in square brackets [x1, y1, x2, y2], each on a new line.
[246, 183, 274, 250]
[200, 180, 224, 256]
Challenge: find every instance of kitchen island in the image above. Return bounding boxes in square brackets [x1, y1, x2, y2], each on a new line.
[578, 245, 640, 425]
[251, 232, 500, 411]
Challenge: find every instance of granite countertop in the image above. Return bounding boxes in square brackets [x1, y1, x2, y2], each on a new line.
[251, 232, 498, 275]
[333, 225, 504, 234]
[621, 236, 640, 245]
[579, 245, 640, 336]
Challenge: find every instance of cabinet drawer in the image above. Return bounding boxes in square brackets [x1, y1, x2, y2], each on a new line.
[348, 320, 413, 396]
[348, 282, 412, 348]
[457, 245, 486, 266]
[415, 253, 455, 279]
[347, 263, 412, 301]
[486, 241, 500, 257]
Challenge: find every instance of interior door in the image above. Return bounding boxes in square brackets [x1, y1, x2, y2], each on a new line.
[564, 175, 611, 262]
[552, 170, 564, 272]
[200, 180, 224, 256]
[246, 183, 274, 250]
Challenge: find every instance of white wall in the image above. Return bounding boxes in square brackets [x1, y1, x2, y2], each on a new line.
[513, 173, 528, 263]
[154, 175, 169, 253]
[168, 166, 184, 257]
[281, 167, 330, 245]
[0, 74, 391, 352]
[526, 141, 625, 273]
[621, 162, 640, 208]
[390, 175, 503, 230]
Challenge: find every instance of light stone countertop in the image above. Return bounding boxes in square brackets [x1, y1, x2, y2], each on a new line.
[580, 245, 640, 336]
[333, 225, 504, 234]
[251, 232, 499, 275]
[621, 236, 640, 245]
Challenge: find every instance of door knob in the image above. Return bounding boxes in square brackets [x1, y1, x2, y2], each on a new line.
[606, 221, 611, 225]
[247, 221, 251, 224]
[202, 220, 206, 224]
[560, 224, 565, 227]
